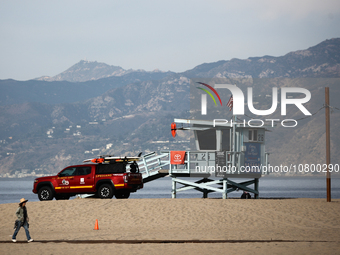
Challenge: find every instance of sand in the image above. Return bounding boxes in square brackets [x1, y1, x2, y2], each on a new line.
[0, 198, 339, 254]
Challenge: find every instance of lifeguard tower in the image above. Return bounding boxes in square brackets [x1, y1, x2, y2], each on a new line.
[138, 118, 269, 199]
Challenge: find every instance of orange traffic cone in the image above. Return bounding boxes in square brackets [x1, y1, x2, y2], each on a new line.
[94, 219, 99, 230]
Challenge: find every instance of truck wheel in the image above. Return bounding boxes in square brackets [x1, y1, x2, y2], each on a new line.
[38, 186, 54, 201]
[115, 191, 130, 199]
[98, 184, 114, 199]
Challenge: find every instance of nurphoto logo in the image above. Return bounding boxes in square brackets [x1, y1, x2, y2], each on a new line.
[196, 82, 312, 128]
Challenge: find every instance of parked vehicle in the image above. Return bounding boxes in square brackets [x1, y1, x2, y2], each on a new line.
[32, 156, 143, 200]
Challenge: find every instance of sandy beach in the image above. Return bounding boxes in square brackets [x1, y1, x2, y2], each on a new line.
[0, 198, 339, 254]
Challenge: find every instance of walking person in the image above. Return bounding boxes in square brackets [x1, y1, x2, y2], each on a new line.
[12, 198, 33, 243]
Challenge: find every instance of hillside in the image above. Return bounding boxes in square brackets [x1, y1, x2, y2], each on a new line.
[0, 38, 340, 176]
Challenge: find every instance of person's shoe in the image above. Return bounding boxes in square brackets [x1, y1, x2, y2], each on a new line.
[12, 239, 16, 242]
[27, 239, 34, 243]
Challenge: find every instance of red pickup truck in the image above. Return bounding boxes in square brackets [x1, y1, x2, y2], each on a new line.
[32, 159, 143, 200]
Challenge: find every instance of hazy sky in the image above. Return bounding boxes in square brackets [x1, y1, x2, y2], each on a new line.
[1, 0, 340, 80]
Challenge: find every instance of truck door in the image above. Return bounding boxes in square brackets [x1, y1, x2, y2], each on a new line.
[56, 167, 77, 193]
[56, 166, 94, 193]
[72, 166, 94, 192]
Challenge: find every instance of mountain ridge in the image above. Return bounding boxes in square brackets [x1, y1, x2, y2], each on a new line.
[33, 37, 340, 83]
[35, 60, 173, 83]
[183, 37, 340, 78]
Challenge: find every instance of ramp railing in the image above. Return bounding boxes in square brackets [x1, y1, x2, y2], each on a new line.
[137, 152, 170, 180]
